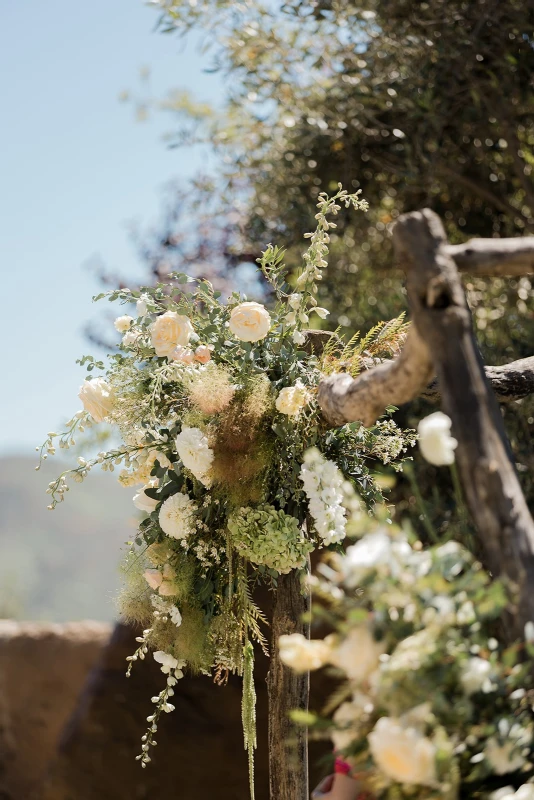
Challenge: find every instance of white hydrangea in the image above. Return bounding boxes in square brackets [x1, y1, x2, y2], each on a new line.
[175, 427, 214, 486]
[300, 448, 346, 545]
[158, 492, 197, 540]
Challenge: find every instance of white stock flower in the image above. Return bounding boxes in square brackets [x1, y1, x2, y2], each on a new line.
[78, 377, 114, 423]
[329, 626, 385, 684]
[153, 650, 178, 673]
[158, 492, 197, 540]
[151, 311, 194, 357]
[133, 480, 159, 513]
[228, 301, 271, 342]
[278, 633, 331, 673]
[114, 315, 133, 332]
[311, 307, 329, 319]
[460, 657, 492, 696]
[175, 427, 214, 486]
[275, 381, 311, 416]
[300, 449, 346, 545]
[293, 329, 306, 346]
[418, 411, 458, 466]
[368, 717, 437, 786]
[288, 293, 302, 309]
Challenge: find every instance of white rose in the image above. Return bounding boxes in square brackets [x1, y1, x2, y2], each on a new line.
[275, 382, 311, 416]
[328, 626, 385, 684]
[114, 315, 133, 332]
[228, 301, 271, 342]
[418, 411, 458, 466]
[460, 657, 492, 696]
[175, 427, 214, 486]
[368, 717, 437, 786]
[278, 633, 331, 673]
[78, 377, 114, 423]
[151, 311, 194, 357]
[137, 295, 149, 317]
[122, 329, 141, 347]
[158, 492, 197, 540]
[133, 481, 159, 513]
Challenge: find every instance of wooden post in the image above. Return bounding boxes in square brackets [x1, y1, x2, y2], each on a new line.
[267, 567, 310, 800]
[393, 210, 534, 639]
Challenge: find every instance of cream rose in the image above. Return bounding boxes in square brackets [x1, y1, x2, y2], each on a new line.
[275, 381, 311, 416]
[368, 717, 437, 786]
[175, 427, 214, 486]
[328, 626, 385, 684]
[278, 633, 331, 673]
[114, 315, 133, 332]
[228, 301, 271, 342]
[151, 311, 194, 357]
[78, 377, 113, 423]
[133, 481, 159, 513]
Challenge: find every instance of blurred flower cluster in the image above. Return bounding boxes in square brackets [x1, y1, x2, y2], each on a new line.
[283, 511, 534, 799]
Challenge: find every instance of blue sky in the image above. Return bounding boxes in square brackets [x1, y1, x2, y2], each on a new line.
[0, 0, 222, 454]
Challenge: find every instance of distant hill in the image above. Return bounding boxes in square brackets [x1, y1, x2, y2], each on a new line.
[0, 455, 139, 621]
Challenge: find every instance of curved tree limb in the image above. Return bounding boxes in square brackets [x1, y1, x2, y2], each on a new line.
[319, 208, 534, 639]
[318, 327, 433, 427]
[319, 352, 534, 426]
[446, 237, 534, 276]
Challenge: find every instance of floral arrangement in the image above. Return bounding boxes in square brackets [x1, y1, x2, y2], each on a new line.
[38, 187, 417, 792]
[281, 480, 534, 800]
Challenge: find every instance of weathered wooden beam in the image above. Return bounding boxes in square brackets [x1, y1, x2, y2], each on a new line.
[446, 237, 534, 276]
[318, 352, 534, 423]
[318, 210, 534, 637]
[267, 568, 310, 800]
[394, 210, 534, 638]
[421, 355, 534, 404]
[318, 327, 433, 428]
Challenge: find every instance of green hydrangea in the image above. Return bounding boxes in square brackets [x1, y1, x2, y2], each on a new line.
[227, 505, 313, 574]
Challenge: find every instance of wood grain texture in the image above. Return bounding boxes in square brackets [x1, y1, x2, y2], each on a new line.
[446, 236, 534, 276]
[393, 209, 534, 638]
[267, 567, 310, 800]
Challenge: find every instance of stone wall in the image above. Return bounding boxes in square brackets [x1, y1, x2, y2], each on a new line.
[0, 620, 111, 800]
